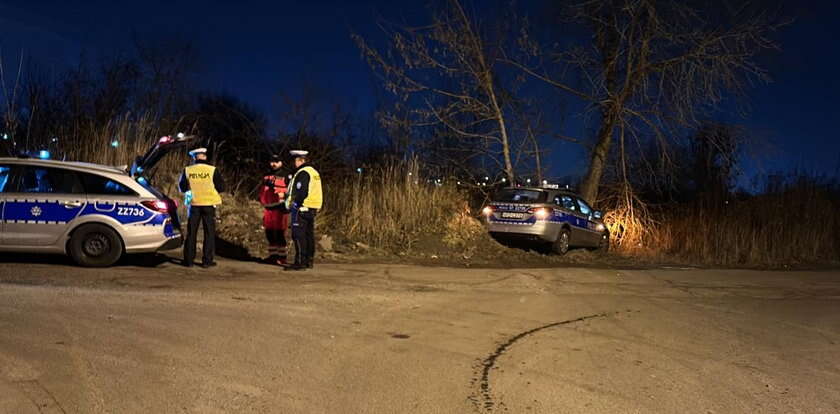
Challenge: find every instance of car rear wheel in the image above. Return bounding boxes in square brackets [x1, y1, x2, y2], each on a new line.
[552, 228, 570, 255]
[69, 224, 123, 267]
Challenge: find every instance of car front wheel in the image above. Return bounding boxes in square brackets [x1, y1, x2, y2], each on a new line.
[596, 232, 610, 252]
[69, 224, 123, 267]
[552, 228, 571, 255]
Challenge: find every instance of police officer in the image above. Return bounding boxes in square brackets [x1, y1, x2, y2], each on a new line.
[259, 154, 290, 265]
[285, 150, 322, 270]
[179, 148, 225, 268]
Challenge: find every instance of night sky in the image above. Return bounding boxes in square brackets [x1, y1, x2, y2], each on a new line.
[1, 0, 838, 186]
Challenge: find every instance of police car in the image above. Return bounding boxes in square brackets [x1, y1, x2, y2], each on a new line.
[0, 135, 192, 267]
[482, 186, 609, 254]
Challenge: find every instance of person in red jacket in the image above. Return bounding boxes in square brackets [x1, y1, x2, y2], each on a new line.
[258, 154, 291, 264]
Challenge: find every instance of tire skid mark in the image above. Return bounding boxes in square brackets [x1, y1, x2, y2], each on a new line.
[14, 380, 67, 414]
[470, 312, 620, 413]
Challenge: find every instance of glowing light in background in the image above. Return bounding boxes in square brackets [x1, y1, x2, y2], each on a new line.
[37, 150, 51, 159]
[111, 140, 120, 148]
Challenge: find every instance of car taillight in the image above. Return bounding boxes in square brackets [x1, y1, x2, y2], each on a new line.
[528, 207, 553, 219]
[141, 200, 169, 214]
[482, 206, 494, 216]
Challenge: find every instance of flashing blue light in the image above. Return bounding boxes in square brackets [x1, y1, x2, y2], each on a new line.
[137, 176, 148, 185]
[37, 150, 51, 160]
[111, 140, 120, 148]
[137, 166, 144, 173]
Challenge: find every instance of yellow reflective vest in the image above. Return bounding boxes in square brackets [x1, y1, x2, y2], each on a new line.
[286, 166, 323, 209]
[185, 164, 222, 206]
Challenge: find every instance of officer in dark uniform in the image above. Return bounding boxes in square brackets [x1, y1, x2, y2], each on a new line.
[179, 148, 225, 268]
[285, 150, 322, 271]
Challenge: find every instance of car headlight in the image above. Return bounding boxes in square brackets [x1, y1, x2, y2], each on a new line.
[595, 223, 605, 231]
[482, 206, 494, 216]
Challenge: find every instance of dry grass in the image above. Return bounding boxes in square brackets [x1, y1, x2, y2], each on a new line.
[600, 185, 661, 256]
[655, 187, 839, 267]
[325, 159, 471, 251]
[602, 181, 840, 267]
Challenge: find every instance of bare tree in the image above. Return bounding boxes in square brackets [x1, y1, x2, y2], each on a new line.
[0, 49, 25, 151]
[508, 0, 783, 203]
[353, 0, 519, 182]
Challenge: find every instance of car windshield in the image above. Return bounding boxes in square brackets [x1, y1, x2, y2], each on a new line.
[493, 189, 547, 203]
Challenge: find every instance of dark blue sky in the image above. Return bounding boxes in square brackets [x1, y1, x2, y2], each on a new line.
[1, 0, 838, 185]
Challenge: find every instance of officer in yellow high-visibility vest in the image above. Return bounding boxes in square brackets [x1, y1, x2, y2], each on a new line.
[179, 148, 225, 268]
[285, 150, 322, 270]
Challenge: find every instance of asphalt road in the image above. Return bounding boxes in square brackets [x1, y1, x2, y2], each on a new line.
[1, 257, 839, 413]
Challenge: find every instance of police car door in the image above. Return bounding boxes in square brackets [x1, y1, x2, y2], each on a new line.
[2, 165, 86, 246]
[556, 194, 587, 243]
[574, 197, 601, 247]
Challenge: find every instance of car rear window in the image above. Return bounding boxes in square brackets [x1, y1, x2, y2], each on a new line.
[81, 173, 137, 196]
[493, 189, 547, 203]
[136, 178, 165, 199]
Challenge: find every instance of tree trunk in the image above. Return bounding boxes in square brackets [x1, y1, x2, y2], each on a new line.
[579, 110, 617, 203]
[486, 77, 515, 183]
[530, 127, 543, 183]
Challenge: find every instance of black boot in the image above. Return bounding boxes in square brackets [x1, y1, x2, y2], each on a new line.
[284, 262, 306, 271]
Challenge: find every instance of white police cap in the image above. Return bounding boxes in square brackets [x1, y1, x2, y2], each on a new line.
[290, 150, 309, 157]
[189, 148, 208, 158]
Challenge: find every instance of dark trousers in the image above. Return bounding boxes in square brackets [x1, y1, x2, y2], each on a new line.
[291, 209, 317, 265]
[184, 206, 216, 265]
[265, 228, 287, 258]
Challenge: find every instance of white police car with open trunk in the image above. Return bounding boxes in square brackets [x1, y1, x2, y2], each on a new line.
[0, 135, 193, 267]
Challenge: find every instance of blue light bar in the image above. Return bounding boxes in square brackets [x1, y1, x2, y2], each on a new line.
[37, 150, 51, 160]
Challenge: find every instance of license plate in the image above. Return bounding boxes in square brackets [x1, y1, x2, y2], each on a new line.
[501, 212, 525, 219]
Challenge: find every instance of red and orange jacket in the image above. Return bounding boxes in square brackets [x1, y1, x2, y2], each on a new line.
[259, 173, 288, 211]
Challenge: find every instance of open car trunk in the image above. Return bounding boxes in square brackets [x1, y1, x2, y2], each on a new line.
[129, 134, 198, 231]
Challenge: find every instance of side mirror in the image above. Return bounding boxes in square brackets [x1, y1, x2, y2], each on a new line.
[593, 210, 603, 219]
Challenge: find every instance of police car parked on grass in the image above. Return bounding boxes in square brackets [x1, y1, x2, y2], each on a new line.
[0, 135, 193, 267]
[482, 185, 609, 255]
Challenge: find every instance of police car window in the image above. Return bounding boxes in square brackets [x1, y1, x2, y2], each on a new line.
[19, 167, 84, 194]
[494, 189, 547, 203]
[576, 198, 593, 216]
[0, 165, 9, 192]
[556, 195, 576, 210]
[81, 173, 137, 195]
